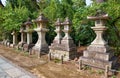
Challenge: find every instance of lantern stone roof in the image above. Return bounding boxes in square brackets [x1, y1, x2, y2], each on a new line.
[24, 18, 32, 26]
[87, 10, 109, 20]
[62, 17, 72, 25]
[34, 13, 48, 23]
[55, 18, 62, 26]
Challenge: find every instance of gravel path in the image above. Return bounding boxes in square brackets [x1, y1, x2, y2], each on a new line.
[0, 55, 38, 78]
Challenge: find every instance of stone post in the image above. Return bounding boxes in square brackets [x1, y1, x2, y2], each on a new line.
[79, 60, 82, 70]
[11, 30, 17, 46]
[48, 52, 51, 61]
[105, 65, 109, 78]
[32, 14, 49, 57]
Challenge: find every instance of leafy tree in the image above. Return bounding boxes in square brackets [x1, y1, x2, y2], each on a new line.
[0, 2, 30, 40]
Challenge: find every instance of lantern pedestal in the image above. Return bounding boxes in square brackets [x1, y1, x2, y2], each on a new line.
[32, 28, 49, 56]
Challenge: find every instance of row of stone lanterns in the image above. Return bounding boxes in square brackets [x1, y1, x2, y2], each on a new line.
[10, 12, 117, 71]
[10, 14, 76, 61]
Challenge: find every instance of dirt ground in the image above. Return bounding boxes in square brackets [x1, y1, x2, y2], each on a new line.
[0, 45, 120, 78]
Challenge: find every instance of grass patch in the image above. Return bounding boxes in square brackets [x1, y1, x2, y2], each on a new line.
[97, 70, 104, 75]
[83, 65, 91, 70]
[54, 58, 61, 63]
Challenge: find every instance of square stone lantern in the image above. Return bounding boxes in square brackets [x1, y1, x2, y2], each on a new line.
[11, 30, 17, 47]
[23, 18, 34, 52]
[60, 17, 77, 61]
[18, 24, 27, 49]
[53, 18, 62, 44]
[32, 13, 49, 57]
[49, 18, 63, 59]
[80, 10, 117, 69]
[49, 17, 76, 61]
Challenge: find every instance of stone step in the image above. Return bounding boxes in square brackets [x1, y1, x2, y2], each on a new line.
[79, 56, 117, 69]
[83, 50, 114, 61]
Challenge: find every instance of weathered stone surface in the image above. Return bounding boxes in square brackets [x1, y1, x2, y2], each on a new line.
[24, 18, 33, 45]
[18, 42, 26, 50]
[49, 49, 76, 61]
[49, 18, 76, 61]
[80, 56, 113, 69]
[80, 12, 117, 70]
[87, 45, 110, 53]
[0, 63, 14, 70]
[53, 18, 62, 44]
[18, 24, 27, 50]
[0, 56, 37, 78]
[23, 44, 34, 52]
[32, 14, 49, 57]
[11, 31, 17, 46]
[83, 50, 114, 61]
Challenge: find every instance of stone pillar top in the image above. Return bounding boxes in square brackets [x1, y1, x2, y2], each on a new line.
[24, 18, 32, 26]
[19, 24, 25, 33]
[87, 10, 109, 20]
[62, 17, 72, 25]
[55, 18, 62, 26]
[35, 13, 48, 23]
[87, 10, 109, 26]
[11, 30, 16, 35]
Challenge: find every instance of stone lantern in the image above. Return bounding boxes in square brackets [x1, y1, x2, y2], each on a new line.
[11, 30, 17, 47]
[20, 24, 26, 43]
[18, 24, 26, 49]
[24, 18, 32, 44]
[80, 11, 117, 69]
[23, 18, 34, 52]
[32, 13, 49, 57]
[53, 18, 62, 44]
[62, 17, 72, 40]
[49, 17, 76, 61]
[60, 17, 76, 61]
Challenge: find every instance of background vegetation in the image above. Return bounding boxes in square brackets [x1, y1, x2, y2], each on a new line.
[0, 0, 120, 55]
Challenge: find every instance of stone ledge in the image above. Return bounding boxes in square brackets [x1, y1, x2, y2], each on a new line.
[83, 50, 114, 61]
[80, 56, 117, 69]
[49, 49, 76, 61]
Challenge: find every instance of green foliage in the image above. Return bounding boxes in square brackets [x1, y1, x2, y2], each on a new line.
[1, 0, 120, 54]
[54, 58, 61, 63]
[111, 75, 117, 78]
[83, 65, 91, 70]
[0, 0, 38, 40]
[2, 5, 30, 31]
[97, 70, 104, 75]
[7, 0, 39, 12]
[72, 6, 95, 45]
